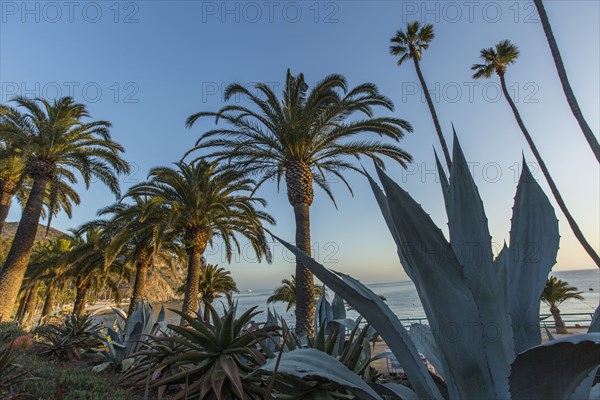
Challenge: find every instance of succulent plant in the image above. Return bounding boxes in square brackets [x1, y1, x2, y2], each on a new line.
[93, 300, 167, 372]
[36, 313, 102, 361]
[123, 304, 278, 400]
[273, 134, 600, 399]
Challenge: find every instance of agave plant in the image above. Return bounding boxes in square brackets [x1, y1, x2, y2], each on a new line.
[123, 304, 278, 399]
[262, 316, 380, 400]
[36, 313, 102, 361]
[272, 133, 600, 399]
[93, 300, 167, 372]
[0, 333, 27, 397]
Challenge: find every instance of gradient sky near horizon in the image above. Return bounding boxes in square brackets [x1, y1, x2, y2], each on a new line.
[1, 0, 598, 289]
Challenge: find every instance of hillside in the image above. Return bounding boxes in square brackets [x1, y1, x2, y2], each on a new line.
[1, 222, 68, 242]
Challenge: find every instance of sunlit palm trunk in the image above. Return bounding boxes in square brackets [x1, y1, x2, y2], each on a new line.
[412, 56, 452, 168]
[0, 173, 50, 321]
[127, 253, 151, 316]
[499, 74, 600, 269]
[22, 281, 39, 324]
[534, 0, 600, 163]
[73, 276, 91, 316]
[41, 283, 57, 318]
[550, 305, 568, 334]
[181, 229, 208, 322]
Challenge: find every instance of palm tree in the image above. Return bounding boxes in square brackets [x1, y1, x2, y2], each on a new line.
[96, 197, 183, 316]
[267, 275, 322, 313]
[126, 160, 273, 319]
[186, 70, 412, 335]
[0, 97, 129, 321]
[541, 276, 583, 333]
[472, 40, 600, 269]
[390, 21, 451, 168]
[65, 226, 129, 316]
[533, 0, 600, 162]
[178, 263, 239, 322]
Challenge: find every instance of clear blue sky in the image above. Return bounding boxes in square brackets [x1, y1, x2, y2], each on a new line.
[1, 1, 598, 289]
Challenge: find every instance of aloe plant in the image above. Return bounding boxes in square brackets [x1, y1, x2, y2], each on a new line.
[36, 313, 102, 361]
[93, 300, 167, 372]
[273, 133, 600, 399]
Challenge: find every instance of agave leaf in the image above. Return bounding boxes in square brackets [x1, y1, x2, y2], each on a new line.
[445, 134, 514, 398]
[92, 361, 112, 373]
[510, 333, 600, 400]
[370, 382, 418, 400]
[590, 384, 600, 400]
[273, 235, 443, 400]
[507, 159, 560, 353]
[369, 165, 495, 399]
[315, 289, 334, 335]
[260, 348, 383, 400]
[332, 292, 346, 321]
[410, 323, 460, 400]
[570, 306, 600, 400]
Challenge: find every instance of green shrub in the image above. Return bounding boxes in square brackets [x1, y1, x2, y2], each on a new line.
[12, 353, 131, 400]
[0, 322, 26, 344]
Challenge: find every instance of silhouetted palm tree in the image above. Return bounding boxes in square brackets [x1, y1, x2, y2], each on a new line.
[187, 70, 412, 335]
[541, 276, 583, 333]
[472, 40, 600, 269]
[390, 21, 451, 167]
[0, 97, 129, 321]
[533, 0, 599, 162]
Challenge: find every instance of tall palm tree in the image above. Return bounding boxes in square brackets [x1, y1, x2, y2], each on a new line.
[390, 21, 451, 168]
[533, 0, 600, 162]
[541, 276, 583, 333]
[472, 40, 600, 269]
[0, 97, 129, 321]
[126, 160, 273, 319]
[178, 263, 239, 322]
[96, 198, 183, 316]
[267, 275, 322, 312]
[186, 70, 412, 335]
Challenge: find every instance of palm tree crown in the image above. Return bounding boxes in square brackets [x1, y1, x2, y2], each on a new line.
[267, 275, 322, 312]
[186, 69, 412, 206]
[541, 276, 584, 308]
[471, 39, 520, 79]
[389, 21, 434, 65]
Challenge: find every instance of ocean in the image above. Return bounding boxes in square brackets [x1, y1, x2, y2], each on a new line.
[162, 269, 599, 326]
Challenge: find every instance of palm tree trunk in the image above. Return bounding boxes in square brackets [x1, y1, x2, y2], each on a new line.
[413, 57, 452, 168]
[534, 0, 600, 163]
[41, 284, 57, 318]
[22, 281, 39, 324]
[127, 254, 151, 316]
[181, 229, 208, 322]
[73, 279, 91, 317]
[15, 288, 30, 321]
[203, 299, 212, 323]
[0, 174, 50, 321]
[499, 74, 600, 268]
[293, 202, 315, 337]
[550, 305, 568, 334]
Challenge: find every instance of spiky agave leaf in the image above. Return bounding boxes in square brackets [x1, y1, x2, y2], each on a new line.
[509, 333, 600, 400]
